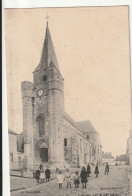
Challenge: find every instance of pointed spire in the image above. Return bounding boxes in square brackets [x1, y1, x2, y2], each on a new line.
[34, 22, 60, 72]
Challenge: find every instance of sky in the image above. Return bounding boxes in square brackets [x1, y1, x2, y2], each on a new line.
[4, 6, 131, 157]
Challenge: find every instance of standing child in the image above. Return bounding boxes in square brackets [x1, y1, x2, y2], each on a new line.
[74, 171, 80, 188]
[80, 167, 88, 188]
[39, 167, 45, 183]
[65, 168, 71, 188]
[57, 170, 64, 189]
[45, 166, 51, 182]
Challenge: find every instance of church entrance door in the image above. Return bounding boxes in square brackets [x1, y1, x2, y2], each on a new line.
[40, 148, 48, 162]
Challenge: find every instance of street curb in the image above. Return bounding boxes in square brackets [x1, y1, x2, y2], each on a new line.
[10, 178, 56, 192]
[10, 175, 33, 179]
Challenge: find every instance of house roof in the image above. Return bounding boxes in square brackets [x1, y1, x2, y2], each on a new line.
[102, 152, 115, 160]
[77, 121, 97, 134]
[115, 154, 127, 162]
[8, 128, 18, 135]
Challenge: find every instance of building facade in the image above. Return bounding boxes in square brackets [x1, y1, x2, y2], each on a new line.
[127, 130, 132, 170]
[115, 154, 127, 165]
[9, 129, 24, 170]
[10, 22, 102, 170]
[102, 152, 115, 166]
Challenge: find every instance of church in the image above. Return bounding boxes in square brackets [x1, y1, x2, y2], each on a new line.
[9, 22, 102, 170]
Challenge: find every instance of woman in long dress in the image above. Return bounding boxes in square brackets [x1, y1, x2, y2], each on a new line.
[94, 164, 99, 178]
[87, 163, 91, 177]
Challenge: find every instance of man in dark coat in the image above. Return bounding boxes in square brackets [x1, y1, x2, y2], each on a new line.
[45, 166, 51, 182]
[80, 166, 88, 188]
[35, 168, 40, 183]
[87, 163, 91, 177]
[104, 162, 109, 175]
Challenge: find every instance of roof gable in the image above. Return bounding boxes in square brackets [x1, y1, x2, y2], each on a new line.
[102, 153, 115, 159]
[8, 128, 18, 135]
[115, 154, 127, 161]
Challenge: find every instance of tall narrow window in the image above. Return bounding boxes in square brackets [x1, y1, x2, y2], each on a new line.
[86, 143, 87, 150]
[64, 138, 67, 147]
[37, 116, 45, 136]
[10, 153, 13, 162]
[18, 156, 21, 168]
[80, 139, 82, 151]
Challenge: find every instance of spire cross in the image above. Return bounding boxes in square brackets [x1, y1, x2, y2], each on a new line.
[45, 15, 50, 23]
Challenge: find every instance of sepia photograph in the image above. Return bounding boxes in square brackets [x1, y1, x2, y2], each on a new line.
[4, 6, 132, 196]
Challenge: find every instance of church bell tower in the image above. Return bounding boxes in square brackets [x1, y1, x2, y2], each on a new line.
[21, 22, 65, 168]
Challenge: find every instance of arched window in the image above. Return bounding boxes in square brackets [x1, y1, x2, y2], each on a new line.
[37, 115, 45, 136]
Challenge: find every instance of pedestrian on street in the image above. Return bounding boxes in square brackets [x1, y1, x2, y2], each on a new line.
[39, 163, 43, 170]
[94, 164, 99, 178]
[57, 170, 64, 189]
[104, 162, 109, 175]
[74, 171, 80, 188]
[35, 168, 40, 183]
[87, 163, 91, 177]
[65, 168, 71, 188]
[39, 167, 45, 183]
[80, 166, 88, 188]
[45, 166, 51, 182]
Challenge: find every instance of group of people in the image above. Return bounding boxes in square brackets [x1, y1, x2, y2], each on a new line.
[56, 163, 100, 189]
[34, 162, 109, 188]
[35, 163, 51, 183]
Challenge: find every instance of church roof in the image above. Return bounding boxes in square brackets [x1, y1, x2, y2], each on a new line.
[102, 152, 115, 160]
[64, 113, 83, 133]
[77, 121, 97, 134]
[8, 128, 18, 135]
[64, 113, 98, 138]
[34, 22, 60, 73]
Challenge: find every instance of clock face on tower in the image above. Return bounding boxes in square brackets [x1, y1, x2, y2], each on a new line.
[37, 89, 44, 97]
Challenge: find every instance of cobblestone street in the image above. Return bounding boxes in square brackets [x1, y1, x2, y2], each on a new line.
[11, 165, 130, 196]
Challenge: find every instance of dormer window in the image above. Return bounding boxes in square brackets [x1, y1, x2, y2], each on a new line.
[43, 75, 47, 81]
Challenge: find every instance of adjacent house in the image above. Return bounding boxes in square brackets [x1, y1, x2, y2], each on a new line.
[115, 154, 127, 165]
[8, 129, 24, 170]
[102, 152, 115, 166]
